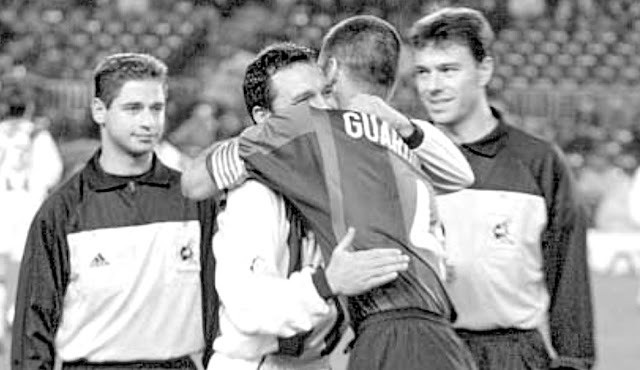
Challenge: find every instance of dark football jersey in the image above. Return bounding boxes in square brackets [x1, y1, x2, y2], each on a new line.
[210, 103, 455, 325]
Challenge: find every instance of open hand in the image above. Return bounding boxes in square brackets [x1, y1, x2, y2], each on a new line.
[325, 227, 410, 296]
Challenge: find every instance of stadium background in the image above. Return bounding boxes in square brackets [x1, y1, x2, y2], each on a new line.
[0, 0, 639, 368]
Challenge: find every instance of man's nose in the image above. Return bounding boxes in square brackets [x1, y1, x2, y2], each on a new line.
[427, 72, 444, 93]
[138, 108, 156, 128]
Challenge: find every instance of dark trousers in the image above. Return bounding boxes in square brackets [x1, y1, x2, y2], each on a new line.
[348, 308, 478, 370]
[62, 355, 198, 370]
[456, 328, 551, 370]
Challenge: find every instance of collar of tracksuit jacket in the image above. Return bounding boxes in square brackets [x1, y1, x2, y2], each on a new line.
[84, 149, 172, 192]
[461, 107, 510, 158]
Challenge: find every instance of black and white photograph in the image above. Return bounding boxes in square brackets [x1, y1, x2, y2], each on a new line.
[0, 0, 636, 369]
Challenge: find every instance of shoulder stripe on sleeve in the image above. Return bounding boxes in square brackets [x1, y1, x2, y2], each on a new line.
[208, 139, 247, 191]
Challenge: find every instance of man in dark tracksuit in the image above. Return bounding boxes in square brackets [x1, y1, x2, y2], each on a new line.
[11, 53, 218, 370]
[409, 7, 595, 370]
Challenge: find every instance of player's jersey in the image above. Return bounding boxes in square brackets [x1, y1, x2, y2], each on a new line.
[212, 104, 455, 326]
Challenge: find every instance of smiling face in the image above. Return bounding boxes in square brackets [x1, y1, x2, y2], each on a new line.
[252, 61, 334, 124]
[412, 41, 491, 129]
[93, 79, 166, 160]
[270, 62, 334, 111]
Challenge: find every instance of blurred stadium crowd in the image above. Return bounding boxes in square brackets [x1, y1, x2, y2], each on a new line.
[1, 0, 640, 355]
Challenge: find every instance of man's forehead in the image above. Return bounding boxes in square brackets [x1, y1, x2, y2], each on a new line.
[272, 62, 324, 82]
[413, 41, 474, 62]
[113, 80, 166, 103]
[271, 63, 325, 93]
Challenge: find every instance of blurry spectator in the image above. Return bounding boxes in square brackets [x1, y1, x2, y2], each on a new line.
[201, 49, 254, 119]
[593, 165, 634, 231]
[168, 101, 220, 158]
[574, 146, 628, 228]
[0, 80, 63, 260]
[0, 79, 62, 346]
[214, 109, 246, 140]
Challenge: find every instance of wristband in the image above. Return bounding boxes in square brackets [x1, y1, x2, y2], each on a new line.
[404, 120, 425, 149]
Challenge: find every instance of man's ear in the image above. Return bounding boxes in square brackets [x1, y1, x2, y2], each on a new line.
[324, 57, 339, 87]
[251, 106, 271, 125]
[478, 56, 494, 87]
[91, 98, 107, 127]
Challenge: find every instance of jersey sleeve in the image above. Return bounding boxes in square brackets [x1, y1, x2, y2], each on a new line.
[540, 146, 595, 370]
[200, 104, 315, 200]
[204, 139, 249, 195]
[409, 119, 474, 195]
[11, 198, 70, 370]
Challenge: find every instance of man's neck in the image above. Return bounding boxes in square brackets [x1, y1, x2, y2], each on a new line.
[441, 103, 498, 145]
[99, 148, 153, 177]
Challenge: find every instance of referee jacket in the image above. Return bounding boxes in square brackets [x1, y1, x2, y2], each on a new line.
[11, 150, 219, 369]
[437, 108, 595, 370]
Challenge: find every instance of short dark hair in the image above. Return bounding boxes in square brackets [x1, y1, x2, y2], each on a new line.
[242, 42, 317, 121]
[319, 15, 401, 98]
[0, 80, 32, 117]
[409, 7, 494, 63]
[93, 53, 168, 108]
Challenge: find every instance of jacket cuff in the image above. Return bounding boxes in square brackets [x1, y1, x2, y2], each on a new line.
[551, 355, 593, 370]
[312, 266, 335, 299]
[276, 331, 311, 357]
[404, 121, 424, 149]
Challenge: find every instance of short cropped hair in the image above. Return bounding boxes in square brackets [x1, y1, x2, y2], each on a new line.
[242, 42, 317, 120]
[409, 7, 495, 63]
[0, 80, 32, 117]
[319, 15, 401, 97]
[93, 53, 168, 107]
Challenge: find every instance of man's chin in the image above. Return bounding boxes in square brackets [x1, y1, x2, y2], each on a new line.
[128, 144, 156, 157]
[428, 111, 452, 125]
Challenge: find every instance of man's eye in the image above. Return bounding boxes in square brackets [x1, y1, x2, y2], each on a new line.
[292, 95, 311, 105]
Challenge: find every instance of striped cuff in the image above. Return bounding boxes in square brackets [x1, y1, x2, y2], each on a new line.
[205, 139, 248, 192]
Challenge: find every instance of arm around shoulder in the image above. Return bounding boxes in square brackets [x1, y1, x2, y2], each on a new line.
[181, 139, 248, 200]
[409, 119, 474, 194]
